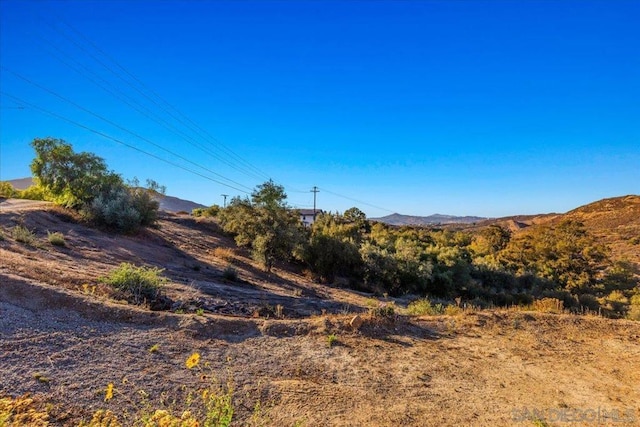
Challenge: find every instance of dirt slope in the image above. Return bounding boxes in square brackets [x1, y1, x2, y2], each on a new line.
[1, 199, 640, 426]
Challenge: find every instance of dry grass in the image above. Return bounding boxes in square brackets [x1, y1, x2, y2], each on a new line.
[12, 225, 36, 245]
[212, 247, 235, 261]
[47, 231, 65, 246]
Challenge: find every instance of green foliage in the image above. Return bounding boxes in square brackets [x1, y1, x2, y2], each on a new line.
[85, 184, 160, 232]
[193, 205, 221, 217]
[12, 225, 36, 245]
[31, 137, 122, 209]
[101, 263, 166, 305]
[219, 180, 305, 272]
[302, 212, 363, 283]
[18, 184, 49, 201]
[326, 334, 338, 347]
[499, 220, 608, 292]
[47, 231, 65, 246]
[600, 290, 629, 317]
[369, 303, 395, 318]
[0, 181, 18, 198]
[407, 298, 445, 315]
[628, 294, 640, 321]
[602, 261, 640, 293]
[360, 242, 401, 294]
[87, 187, 142, 232]
[29, 138, 160, 232]
[130, 187, 160, 227]
[471, 225, 511, 258]
[250, 179, 288, 209]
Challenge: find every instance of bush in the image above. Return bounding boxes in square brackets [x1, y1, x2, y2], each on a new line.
[17, 185, 48, 201]
[601, 290, 629, 316]
[192, 205, 221, 217]
[86, 185, 161, 232]
[628, 294, 640, 320]
[87, 187, 140, 231]
[407, 298, 445, 316]
[212, 247, 235, 261]
[531, 298, 564, 313]
[444, 305, 463, 316]
[130, 187, 160, 227]
[222, 265, 238, 282]
[101, 263, 166, 305]
[12, 226, 36, 245]
[47, 231, 65, 247]
[369, 303, 395, 318]
[577, 294, 600, 311]
[0, 181, 18, 198]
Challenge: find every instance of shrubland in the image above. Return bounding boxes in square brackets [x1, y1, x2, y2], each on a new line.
[217, 184, 639, 320]
[3, 137, 638, 319]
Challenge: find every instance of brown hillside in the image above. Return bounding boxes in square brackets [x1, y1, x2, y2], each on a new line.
[555, 195, 640, 265]
[473, 213, 559, 232]
[469, 196, 640, 267]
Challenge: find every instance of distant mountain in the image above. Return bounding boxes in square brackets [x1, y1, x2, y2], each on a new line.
[371, 213, 487, 226]
[5, 177, 206, 213]
[156, 193, 206, 213]
[6, 177, 33, 190]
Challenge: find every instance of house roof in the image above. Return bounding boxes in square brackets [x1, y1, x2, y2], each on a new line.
[298, 209, 323, 216]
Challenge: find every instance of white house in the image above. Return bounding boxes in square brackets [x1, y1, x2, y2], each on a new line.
[298, 209, 323, 226]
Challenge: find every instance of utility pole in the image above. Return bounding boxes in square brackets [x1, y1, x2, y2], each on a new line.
[221, 194, 229, 208]
[311, 186, 319, 218]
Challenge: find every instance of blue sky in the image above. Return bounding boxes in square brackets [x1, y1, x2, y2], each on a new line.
[1, 0, 638, 218]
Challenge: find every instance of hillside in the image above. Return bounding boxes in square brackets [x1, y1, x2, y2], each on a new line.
[559, 195, 640, 265]
[454, 196, 640, 269]
[474, 213, 560, 232]
[1, 198, 639, 426]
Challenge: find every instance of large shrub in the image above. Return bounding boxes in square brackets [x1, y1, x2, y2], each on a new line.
[0, 181, 18, 198]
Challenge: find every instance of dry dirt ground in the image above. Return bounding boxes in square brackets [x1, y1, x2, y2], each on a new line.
[1, 199, 640, 426]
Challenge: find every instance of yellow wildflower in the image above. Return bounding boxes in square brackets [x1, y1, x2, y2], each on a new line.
[185, 352, 200, 369]
[104, 383, 114, 402]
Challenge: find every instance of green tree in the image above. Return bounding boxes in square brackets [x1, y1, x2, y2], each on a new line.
[471, 225, 511, 257]
[30, 137, 122, 208]
[303, 212, 363, 282]
[499, 220, 608, 292]
[219, 181, 304, 272]
[29, 137, 160, 231]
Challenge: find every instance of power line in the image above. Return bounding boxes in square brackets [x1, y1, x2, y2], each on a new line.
[318, 187, 395, 214]
[1, 91, 251, 195]
[43, 15, 271, 182]
[25, 29, 267, 182]
[2, 66, 254, 193]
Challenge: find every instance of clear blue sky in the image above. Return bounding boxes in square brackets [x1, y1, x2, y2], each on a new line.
[1, 0, 638, 218]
